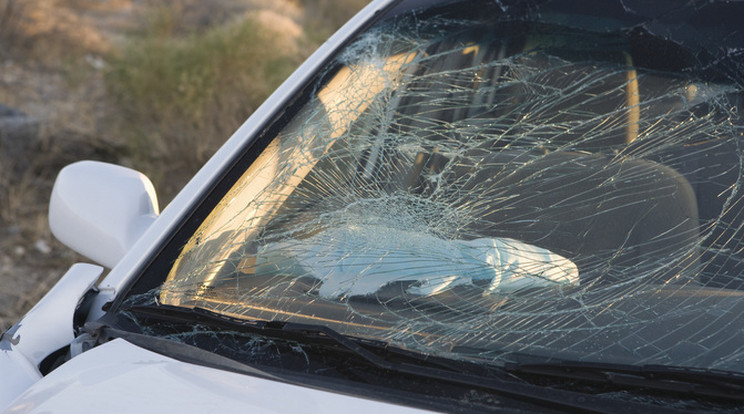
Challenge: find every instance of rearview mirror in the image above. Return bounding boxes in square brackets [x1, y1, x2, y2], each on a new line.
[49, 161, 159, 268]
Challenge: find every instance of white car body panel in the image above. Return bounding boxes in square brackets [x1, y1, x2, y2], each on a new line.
[1, 339, 434, 414]
[0, 353, 38, 412]
[0, 264, 103, 408]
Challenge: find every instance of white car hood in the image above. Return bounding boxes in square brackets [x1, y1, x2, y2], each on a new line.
[2, 339, 432, 414]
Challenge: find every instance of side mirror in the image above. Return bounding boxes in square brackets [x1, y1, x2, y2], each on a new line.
[49, 161, 160, 268]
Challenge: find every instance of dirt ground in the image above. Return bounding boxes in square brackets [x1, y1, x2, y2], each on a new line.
[0, 0, 312, 330]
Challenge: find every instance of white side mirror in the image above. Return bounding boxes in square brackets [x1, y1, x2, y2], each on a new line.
[49, 161, 160, 268]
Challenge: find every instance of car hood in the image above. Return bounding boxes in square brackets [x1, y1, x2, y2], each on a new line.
[1, 339, 432, 414]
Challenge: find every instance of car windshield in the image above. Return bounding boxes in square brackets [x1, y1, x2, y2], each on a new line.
[126, 0, 744, 376]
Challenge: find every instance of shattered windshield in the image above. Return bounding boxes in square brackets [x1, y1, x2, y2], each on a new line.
[129, 0, 744, 375]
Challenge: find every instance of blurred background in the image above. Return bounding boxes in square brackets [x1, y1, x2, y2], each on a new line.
[0, 0, 368, 330]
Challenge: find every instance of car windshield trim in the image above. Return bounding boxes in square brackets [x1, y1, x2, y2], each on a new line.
[119, 303, 744, 403]
[504, 360, 744, 402]
[109, 304, 696, 414]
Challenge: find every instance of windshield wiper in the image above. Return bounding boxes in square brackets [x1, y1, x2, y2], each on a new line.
[505, 360, 744, 402]
[116, 303, 691, 414]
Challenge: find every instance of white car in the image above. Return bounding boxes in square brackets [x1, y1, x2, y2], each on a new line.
[3, 0, 744, 412]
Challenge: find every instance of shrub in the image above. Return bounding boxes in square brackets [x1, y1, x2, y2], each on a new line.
[106, 15, 301, 200]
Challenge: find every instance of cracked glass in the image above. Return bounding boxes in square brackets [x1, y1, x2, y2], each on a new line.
[139, 0, 744, 373]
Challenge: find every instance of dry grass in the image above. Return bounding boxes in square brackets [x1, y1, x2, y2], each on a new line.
[0, 0, 119, 63]
[0, 141, 89, 330]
